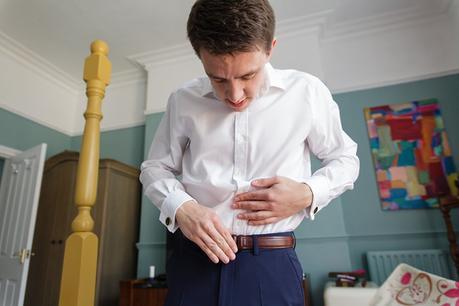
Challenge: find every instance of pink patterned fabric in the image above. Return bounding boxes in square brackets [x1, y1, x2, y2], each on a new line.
[370, 263, 458, 306]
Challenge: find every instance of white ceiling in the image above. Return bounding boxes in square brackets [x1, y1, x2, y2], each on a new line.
[0, 0, 451, 81]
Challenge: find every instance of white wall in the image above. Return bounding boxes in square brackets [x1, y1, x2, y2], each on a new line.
[73, 78, 147, 133]
[450, 0, 459, 68]
[144, 57, 204, 114]
[0, 30, 148, 136]
[322, 17, 458, 92]
[272, 31, 325, 79]
[1, 4, 458, 133]
[140, 7, 458, 114]
[0, 33, 81, 135]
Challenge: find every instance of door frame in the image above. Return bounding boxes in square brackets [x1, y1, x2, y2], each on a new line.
[0, 145, 22, 158]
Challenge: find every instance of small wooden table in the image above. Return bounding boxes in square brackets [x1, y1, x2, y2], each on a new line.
[119, 279, 168, 306]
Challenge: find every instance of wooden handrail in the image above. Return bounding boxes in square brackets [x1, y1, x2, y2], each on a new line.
[58, 40, 111, 306]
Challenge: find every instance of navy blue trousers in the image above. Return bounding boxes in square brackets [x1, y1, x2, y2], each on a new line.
[165, 231, 304, 306]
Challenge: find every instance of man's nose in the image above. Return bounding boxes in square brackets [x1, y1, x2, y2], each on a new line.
[226, 81, 244, 103]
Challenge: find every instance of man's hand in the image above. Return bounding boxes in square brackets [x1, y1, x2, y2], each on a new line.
[232, 176, 313, 225]
[176, 200, 238, 264]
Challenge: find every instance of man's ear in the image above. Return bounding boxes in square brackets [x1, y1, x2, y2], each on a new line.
[266, 38, 277, 59]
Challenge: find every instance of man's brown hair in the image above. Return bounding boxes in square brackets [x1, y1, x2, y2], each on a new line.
[187, 0, 275, 56]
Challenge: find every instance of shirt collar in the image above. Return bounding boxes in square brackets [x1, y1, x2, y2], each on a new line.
[201, 78, 214, 97]
[200, 62, 286, 97]
[264, 62, 286, 91]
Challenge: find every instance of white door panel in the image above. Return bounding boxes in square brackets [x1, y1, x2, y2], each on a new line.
[0, 144, 47, 306]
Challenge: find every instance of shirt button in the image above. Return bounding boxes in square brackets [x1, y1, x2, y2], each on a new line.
[165, 217, 171, 225]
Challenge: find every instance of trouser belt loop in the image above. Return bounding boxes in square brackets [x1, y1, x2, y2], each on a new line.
[252, 235, 259, 256]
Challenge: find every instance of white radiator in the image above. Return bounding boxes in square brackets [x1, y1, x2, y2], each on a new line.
[367, 249, 454, 285]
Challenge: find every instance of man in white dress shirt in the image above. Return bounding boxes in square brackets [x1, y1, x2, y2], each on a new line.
[140, 0, 359, 305]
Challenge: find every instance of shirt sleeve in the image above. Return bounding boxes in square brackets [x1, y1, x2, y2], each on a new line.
[302, 78, 360, 220]
[140, 92, 196, 233]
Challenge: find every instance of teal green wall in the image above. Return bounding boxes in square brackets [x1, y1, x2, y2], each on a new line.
[334, 75, 459, 275]
[337, 74, 459, 236]
[70, 125, 145, 168]
[0, 108, 145, 168]
[137, 113, 168, 279]
[0, 108, 71, 157]
[137, 74, 459, 306]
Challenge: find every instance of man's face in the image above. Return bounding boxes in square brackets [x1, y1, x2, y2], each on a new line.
[200, 45, 273, 112]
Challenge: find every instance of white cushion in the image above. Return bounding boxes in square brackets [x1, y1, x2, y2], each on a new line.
[324, 282, 378, 306]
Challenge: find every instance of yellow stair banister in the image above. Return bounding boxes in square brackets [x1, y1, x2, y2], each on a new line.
[58, 40, 111, 306]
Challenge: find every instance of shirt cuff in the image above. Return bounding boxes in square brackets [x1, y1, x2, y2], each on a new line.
[302, 176, 329, 220]
[159, 190, 196, 233]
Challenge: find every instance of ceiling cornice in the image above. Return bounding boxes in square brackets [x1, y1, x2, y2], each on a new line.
[0, 31, 82, 95]
[0, 1, 455, 132]
[129, 2, 454, 70]
[276, 10, 332, 39]
[128, 43, 196, 70]
[322, 0, 453, 42]
[0, 101, 75, 136]
[0, 30, 146, 93]
[1, 1, 454, 94]
[110, 68, 146, 88]
[129, 11, 332, 69]
[0, 145, 22, 158]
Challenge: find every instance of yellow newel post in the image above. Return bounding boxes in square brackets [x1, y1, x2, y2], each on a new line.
[58, 40, 111, 306]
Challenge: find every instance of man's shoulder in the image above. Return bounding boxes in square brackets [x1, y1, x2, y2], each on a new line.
[274, 67, 324, 89]
[166, 76, 214, 114]
[276, 69, 322, 85]
[172, 76, 209, 98]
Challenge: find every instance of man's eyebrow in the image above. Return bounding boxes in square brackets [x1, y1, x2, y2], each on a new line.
[237, 69, 259, 78]
[206, 68, 261, 80]
[206, 72, 225, 80]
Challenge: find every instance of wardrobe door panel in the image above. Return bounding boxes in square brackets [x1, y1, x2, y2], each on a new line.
[24, 152, 140, 306]
[97, 165, 140, 306]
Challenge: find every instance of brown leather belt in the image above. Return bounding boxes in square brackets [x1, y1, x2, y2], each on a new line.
[232, 235, 295, 250]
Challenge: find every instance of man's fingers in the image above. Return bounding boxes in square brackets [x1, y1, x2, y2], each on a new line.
[234, 200, 271, 211]
[214, 222, 238, 253]
[207, 226, 236, 261]
[238, 210, 273, 220]
[194, 237, 220, 264]
[234, 189, 273, 202]
[248, 217, 280, 226]
[201, 232, 231, 264]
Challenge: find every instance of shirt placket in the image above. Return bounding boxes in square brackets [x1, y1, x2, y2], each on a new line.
[232, 110, 249, 233]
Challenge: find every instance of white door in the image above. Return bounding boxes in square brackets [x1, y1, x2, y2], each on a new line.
[0, 144, 47, 306]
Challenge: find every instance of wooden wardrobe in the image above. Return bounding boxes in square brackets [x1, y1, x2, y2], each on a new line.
[24, 151, 141, 306]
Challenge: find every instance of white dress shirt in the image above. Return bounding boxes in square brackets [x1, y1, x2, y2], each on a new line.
[140, 63, 359, 235]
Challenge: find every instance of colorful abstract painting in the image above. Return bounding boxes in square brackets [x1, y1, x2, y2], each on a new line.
[364, 99, 458, 210]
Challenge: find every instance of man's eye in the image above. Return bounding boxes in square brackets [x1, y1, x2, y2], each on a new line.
[242, 74, 255, 80]
[213, 78, 225, 83]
